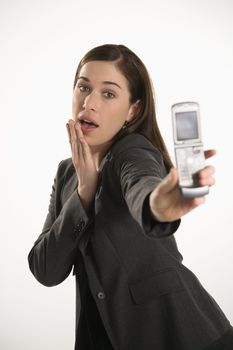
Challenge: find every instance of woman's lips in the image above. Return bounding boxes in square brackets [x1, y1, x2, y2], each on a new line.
[78, 114, 99, 126]
[77, 113, 99, 133]
[78, 119, 99, 132]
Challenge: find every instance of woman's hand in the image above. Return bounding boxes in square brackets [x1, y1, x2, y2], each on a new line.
[149, 150, 216, 222]
[66, 119, 99, 211]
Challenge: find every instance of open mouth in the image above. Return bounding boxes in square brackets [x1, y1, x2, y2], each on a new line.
[78, 118, 99, 129]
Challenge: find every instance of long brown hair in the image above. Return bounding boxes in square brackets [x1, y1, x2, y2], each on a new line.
[73, 44, 173, 169]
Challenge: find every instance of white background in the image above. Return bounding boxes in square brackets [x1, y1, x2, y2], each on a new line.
[1, 0, 233, 349]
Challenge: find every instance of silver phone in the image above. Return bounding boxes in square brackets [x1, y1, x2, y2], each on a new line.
[171, 101, 209, 198]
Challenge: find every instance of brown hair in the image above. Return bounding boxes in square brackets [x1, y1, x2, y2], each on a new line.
[73, 44, 173, 169]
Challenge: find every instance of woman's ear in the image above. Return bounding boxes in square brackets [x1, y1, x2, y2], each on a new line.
[127, 99, 142, 122]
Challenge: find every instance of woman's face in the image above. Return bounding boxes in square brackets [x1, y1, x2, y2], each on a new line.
[72, 60, 138, 150]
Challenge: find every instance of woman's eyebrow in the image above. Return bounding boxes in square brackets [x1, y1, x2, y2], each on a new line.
[102, 81, 122, 89]
[78, 76, 122, 89]
[78, 76, 89, 82]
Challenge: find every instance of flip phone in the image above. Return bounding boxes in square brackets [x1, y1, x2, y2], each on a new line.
[171, 101, 209, 198]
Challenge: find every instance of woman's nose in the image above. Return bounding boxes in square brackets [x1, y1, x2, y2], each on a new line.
[83, 91, 100, 111]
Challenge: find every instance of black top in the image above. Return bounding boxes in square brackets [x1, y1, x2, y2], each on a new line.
[204, 327, 233, 350]
[29, 132, 232, 350]
[76, 255, 113, 350]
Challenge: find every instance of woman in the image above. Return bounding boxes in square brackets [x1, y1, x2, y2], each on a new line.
[28, 44, 233, 350]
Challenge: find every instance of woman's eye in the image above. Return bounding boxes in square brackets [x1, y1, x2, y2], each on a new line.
[79, 85, 90, 93]
[103, 91, 115, 99]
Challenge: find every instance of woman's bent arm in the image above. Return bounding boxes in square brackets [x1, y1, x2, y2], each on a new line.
[28, 160, 92, 287]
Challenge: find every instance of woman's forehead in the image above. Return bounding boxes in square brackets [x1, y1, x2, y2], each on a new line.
[78, 61, 128, 87]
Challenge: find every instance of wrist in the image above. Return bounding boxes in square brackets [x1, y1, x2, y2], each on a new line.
[77, 187, 94, 212]
[77, 174, 99, 211]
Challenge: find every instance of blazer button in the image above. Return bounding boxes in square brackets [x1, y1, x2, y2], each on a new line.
[97, 292, 106, 300]
[74, 219, 85, 233]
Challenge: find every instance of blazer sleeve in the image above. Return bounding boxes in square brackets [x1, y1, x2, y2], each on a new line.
[28, 160, 92, 287]
[112, 136, 181, 238]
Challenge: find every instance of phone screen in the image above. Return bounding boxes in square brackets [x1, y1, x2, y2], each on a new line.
[176, 111, 199, 141]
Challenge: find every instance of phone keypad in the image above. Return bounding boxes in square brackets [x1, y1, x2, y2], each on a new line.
[175, 146, 205, 187]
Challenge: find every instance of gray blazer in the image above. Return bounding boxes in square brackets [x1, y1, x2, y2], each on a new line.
[28, 133, 231, 350]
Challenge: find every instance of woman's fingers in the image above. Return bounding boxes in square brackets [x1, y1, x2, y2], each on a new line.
[67, 119, 80, 166]
[199, 149, 216, 186]
[156, 167, 179, 195]
[68, 119, 77, 142]
[79, 137, 92, 162]
[67, 119, 77, 147]
[66, 123, 71, 141]
[75, 120, 84, 140]
[66, 120, 99, 211]
[204, 149, 216, 159]
[74, 122, 89, 163]
[198, 165, 216, 187]
[66, 120, 94, 167]
[149, 150, 217, 222]
[157, 150, 216, 197]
